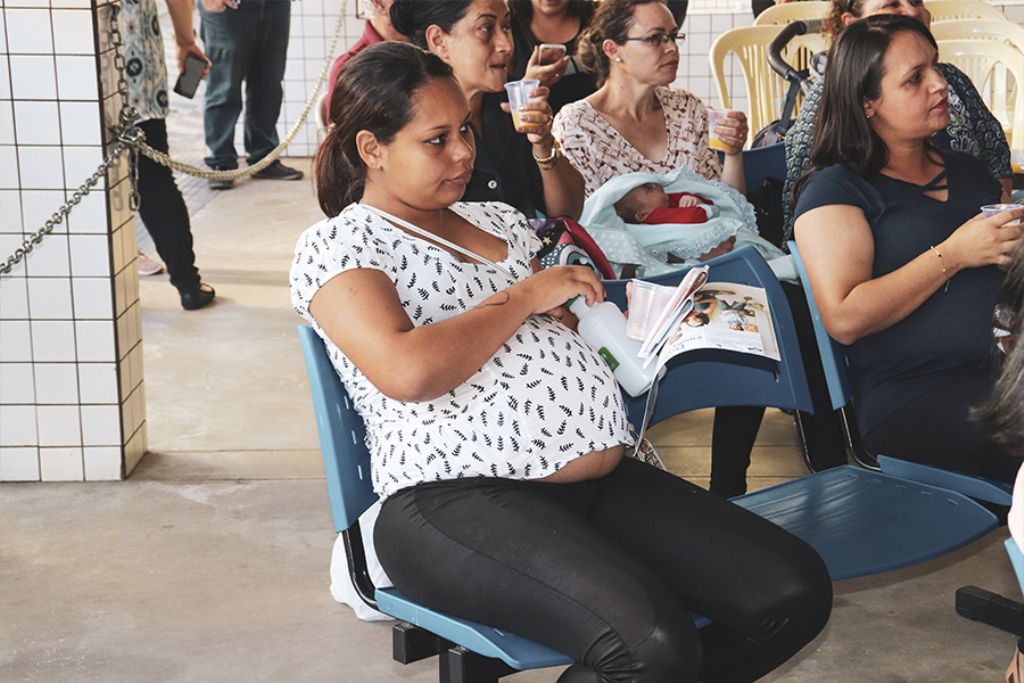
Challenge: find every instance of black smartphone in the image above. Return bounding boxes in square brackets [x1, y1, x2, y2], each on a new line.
[173, 53, 206, 99]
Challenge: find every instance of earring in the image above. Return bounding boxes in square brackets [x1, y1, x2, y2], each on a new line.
[616, 57, 623, 63]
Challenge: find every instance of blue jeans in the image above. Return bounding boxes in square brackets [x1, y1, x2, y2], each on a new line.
[198, 0, 290, 169]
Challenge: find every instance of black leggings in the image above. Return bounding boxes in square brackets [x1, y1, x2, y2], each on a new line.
[861, 373, 1021, 483]
[710, 282, 848, 497]
[376, 458, 832, 682]
[137, 118, 201, 293]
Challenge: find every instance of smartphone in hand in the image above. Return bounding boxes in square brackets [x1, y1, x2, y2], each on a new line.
[538, 43, 567, 66]
[173, 53, 207, 99]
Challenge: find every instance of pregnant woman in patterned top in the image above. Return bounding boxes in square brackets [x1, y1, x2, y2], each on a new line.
[292, 42, 831, 682]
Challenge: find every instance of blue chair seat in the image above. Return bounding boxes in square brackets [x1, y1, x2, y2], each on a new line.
[376, 587, 574, 670]
[734, 466, 997, 580]
[876, 455, 1012, 506]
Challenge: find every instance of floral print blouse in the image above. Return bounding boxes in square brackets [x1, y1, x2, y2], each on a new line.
[121, 0, 170, 122]
[553, 87, 723, 196]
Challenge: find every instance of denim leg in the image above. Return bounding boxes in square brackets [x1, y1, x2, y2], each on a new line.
[243, 2, 290, 164]
[198, 5, 253, 169]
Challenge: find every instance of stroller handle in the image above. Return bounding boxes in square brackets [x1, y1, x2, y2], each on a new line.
[768, 19, 823, 82]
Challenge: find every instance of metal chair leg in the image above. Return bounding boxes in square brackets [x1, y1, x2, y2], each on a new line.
[392, 622, 449, 664]
[439, 646, 517, 683]
[956, 586, 1024, 635]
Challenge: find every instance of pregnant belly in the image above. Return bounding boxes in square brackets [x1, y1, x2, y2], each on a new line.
[538, 444, 626, 483]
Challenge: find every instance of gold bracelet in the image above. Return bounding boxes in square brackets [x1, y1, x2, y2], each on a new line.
[929, 244, 950, 293]
[533, 138, 560, 170]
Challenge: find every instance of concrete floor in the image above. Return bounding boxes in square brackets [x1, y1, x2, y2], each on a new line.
[2, 162, 1020, 681]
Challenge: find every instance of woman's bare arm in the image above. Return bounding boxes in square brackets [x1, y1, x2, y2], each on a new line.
[795, 204, 1023, 345]
[310, 265, 602, 402]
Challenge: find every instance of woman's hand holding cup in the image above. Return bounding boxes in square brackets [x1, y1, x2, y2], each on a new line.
[707, 108, 747, 156]
[943, 207, 1024, 270]
[503, 81, 556, 146]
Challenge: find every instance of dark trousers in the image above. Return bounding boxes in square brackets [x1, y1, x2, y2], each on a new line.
[198, 0, 290, 169]
[377, 458, 832, 683]
[862, 372, 1021, 483]
[137, 119, 200, 293]
[710, 282, 848, 497]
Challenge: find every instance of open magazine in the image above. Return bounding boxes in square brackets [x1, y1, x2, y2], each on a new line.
[626, 265, 781, 369]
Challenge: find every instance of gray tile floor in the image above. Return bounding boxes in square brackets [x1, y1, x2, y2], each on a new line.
[2, 159, 1020, 682]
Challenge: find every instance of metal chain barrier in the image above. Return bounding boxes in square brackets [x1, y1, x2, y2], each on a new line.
[0, 4, 344, 276]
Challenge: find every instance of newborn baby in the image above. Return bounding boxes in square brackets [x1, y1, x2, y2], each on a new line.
[613, 181, 732, 263]
[613, 182, 720, 225]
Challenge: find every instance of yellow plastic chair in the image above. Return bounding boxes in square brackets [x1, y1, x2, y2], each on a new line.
[710, 25, 824, 147]
[938, 38, 1024, 147]
[753, 1, 830, 25]
[925, 0, 1009, 22]
[932, 19, 1024, 133]
[931, 19, 1024, 53]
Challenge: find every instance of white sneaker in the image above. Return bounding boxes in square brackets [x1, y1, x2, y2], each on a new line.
[137, 251, 164, 276]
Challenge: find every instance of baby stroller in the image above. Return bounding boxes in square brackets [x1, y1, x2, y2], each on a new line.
[751, 19, 823, 148]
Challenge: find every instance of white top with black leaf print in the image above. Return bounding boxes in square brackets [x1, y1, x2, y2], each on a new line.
[291, 201, 631, 498]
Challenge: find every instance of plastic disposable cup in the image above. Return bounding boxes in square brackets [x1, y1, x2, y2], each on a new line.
[504, 79, 539, 130]
[981, 203, 1020, 218]
[706, 107, 735, 152]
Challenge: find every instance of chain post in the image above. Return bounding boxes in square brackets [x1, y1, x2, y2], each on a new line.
[0, 5, 345, 277]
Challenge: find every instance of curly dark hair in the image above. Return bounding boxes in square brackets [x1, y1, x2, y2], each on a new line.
[575, 0, 665, 86]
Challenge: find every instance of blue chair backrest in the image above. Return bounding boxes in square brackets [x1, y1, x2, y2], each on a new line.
[743, 142, 785, 196]
[298, 324, 378, 533]
[788, 240, 854, 410]
[604, 245, 813, 427]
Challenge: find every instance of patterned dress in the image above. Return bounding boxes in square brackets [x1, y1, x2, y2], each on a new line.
[782, 62, 1012, 241]
[552, 87, 723, 195]
[121, 0, 169, 123]
[290, 201, 631, 499]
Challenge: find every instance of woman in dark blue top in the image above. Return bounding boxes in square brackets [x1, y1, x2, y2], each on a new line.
[793, 15, 1022, 482]
[390, 0, 585, 220]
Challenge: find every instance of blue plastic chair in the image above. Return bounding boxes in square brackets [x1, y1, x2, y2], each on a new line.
[743, 141, 785, 201]
[299, 244, 998, 680]
[787, 240, 1012, 505]
[605, 245, 812, 428]
[787, 240, 1021, 635]
[715, 141, 785, 197]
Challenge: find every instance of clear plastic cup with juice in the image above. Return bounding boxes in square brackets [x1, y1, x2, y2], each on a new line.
[504, 79, 539, 131]
[707, 107, 735, 152]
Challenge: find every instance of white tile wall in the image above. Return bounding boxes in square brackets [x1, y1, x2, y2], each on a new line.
[0, 447, 40, 481]
[0, 1, 142, 482]
[39, 446, 84, 480]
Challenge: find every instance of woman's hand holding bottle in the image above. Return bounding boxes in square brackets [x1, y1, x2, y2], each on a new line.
[513, 265, 605, 317]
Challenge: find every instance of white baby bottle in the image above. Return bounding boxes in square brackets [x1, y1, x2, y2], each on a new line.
[568, 297, 660, 397]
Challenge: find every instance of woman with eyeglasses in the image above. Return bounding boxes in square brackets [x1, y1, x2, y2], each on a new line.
[793, 15, 1022, 483]
[781, 0, 1012, 241]
[552, 0, 748, 196]
[390, 0, 586, 220]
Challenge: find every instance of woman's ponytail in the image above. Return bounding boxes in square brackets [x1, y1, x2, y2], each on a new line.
[313, 43, 455, 217]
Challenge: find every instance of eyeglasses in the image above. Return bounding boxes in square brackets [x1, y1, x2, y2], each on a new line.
[620, 31, 686, 47]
